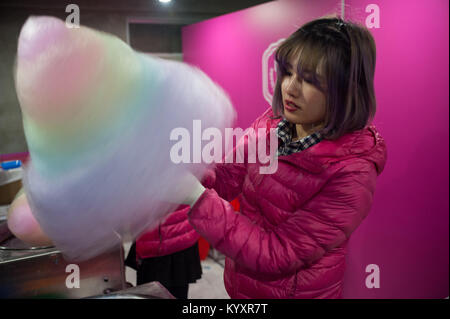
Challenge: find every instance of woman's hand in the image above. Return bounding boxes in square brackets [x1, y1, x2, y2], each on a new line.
[182, 173, 206, 207]
[7, 189, 53, 246]
[170, 172, 206, 207]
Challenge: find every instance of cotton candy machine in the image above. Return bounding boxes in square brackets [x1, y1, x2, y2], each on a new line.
[1, 165, 122, 299]
[0, 165, 173, 299]
[0, 213, 174, 299]
[0, 221, 174, 298]
[0, 206, 174, 299]
[0, 211, 127, 299]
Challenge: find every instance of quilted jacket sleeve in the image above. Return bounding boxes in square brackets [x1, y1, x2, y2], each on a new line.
[200, 163, 246, 202]
[189, 162, 378, 276]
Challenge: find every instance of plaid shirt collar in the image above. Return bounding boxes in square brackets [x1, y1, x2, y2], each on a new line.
[276, 119, 323, 156]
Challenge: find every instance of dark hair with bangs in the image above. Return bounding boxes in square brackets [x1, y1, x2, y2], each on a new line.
[272, 15, 377, 140]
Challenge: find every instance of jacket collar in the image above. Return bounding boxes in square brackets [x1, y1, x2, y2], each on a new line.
[272, 119, 387, 175]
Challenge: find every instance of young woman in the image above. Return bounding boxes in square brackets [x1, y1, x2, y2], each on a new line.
[8, 16, 387, 299]
[181, 16, 387, 298]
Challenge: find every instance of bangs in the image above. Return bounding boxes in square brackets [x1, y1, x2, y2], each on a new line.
[272, 17, 377, 139]
[275, 33, 327, 91]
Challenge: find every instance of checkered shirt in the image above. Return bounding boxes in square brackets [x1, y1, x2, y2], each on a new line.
[276, 119, 323, 156]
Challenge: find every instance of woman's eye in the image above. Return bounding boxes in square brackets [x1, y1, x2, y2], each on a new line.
[284, 72, 314, 85]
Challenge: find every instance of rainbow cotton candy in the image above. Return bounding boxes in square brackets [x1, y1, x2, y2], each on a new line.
[14, 16, 235, 261]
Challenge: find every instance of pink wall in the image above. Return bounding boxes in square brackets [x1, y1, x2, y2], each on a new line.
[182, 0, 449, 298]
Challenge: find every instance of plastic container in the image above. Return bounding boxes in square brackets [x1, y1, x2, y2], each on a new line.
[1, 160, 22, 170]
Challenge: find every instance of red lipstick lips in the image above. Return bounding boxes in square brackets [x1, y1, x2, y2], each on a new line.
[284, 99, 300, 112]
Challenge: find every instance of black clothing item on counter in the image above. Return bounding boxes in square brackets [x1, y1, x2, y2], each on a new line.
[125, 242, 202, 299]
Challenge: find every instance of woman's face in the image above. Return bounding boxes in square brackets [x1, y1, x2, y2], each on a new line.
[281, 55, 327, 127]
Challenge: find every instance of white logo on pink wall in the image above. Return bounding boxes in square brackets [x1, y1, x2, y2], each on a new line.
[262, 39, 285, 106]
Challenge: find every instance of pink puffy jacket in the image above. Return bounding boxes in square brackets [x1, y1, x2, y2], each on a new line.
[188, 107, 387, 299]
[136, 205, 200, 258]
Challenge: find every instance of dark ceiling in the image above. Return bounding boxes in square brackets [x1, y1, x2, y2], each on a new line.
[0, 0, 275, 22]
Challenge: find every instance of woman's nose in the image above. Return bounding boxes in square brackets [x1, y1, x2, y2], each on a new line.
[286, 76, 301, 96]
